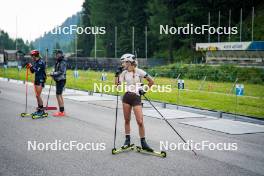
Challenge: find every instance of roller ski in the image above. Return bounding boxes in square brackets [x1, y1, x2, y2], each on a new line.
[31, 109, 48, 119]
[112, 135, 134, 155]
[21, 107, 41, 117]
[112, 144, 135, 155]
[136, 146, 166, 158]
[20, 112, 32, 117]
[21, 107, 47, 118]
[135, 138, 166, 158]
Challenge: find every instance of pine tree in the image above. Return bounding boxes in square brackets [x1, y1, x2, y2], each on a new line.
[77, 0, 94, 57]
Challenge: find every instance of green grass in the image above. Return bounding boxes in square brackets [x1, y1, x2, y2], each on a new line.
[1, 68, 263, 118]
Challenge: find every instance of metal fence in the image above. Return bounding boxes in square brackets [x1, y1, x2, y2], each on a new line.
[12, 57, 167, 71]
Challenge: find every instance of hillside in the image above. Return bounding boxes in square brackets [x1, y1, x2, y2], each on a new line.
[32, 12, 80, 55]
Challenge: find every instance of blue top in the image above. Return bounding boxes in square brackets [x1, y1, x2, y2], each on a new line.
[30, 58, 46, 83]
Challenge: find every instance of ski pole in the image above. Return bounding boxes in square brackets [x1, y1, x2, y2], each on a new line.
[30, 71, 56, 111]
[21, 68, 30, 117]
[45, 79, 57, 110]
[46, 79, 52, 109]
[25, 68, 29, 113]
[143, 94, 197, 156]
[113, 77, 119, 150]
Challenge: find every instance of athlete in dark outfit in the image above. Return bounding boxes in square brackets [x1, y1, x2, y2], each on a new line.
[27, 50, 47, 117]
[50, 50, 67, 117]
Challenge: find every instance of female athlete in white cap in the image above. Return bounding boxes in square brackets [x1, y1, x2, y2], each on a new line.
[115, 54, 154, 152]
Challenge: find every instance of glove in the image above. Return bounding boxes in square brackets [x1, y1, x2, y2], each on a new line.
[49, 72, 54, 76]
[26, 63, 32, 69]
[115, 66, 123, 77]
[139, 89, 146, 96]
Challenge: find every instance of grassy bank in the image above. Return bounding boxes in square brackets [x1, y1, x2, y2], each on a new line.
[1, 68, 263, 118]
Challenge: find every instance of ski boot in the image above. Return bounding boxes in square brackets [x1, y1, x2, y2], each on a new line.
[32, 109, 48, 119]
[121, 135, 131, 149]
[112, 135, 134, 155]
[136, 138, 166, 157]
[141, 138, 154, 152]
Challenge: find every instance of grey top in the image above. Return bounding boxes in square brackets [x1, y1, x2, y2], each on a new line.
[52, 57, 67, 81]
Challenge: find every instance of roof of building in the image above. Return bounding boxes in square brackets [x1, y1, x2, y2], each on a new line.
[4, 50, 18, 54]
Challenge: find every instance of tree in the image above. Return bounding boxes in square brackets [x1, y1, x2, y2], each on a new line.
[15, 38, 30, 53]
[120, 0, 148, 58]
[0, 29, 15, 49]
[148, 0, 189, 63]
[0, 29, 30, 54]
[55, 42, 61, 50]
[78, 0, 94, 57]
[90, 0, 125, 57]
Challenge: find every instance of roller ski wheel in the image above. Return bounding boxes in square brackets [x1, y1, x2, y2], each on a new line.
[20, 112, 31, 117]
[136, 146, 166, 158]
[112, 148, 117, 155]
[112, 144, 134, 155]
[32, 112, 48, 119]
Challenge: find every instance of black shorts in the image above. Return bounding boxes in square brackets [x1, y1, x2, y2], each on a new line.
[34, 81, 45, 88]
[56, 80, 66, 95]
[122, 92, 141, 106]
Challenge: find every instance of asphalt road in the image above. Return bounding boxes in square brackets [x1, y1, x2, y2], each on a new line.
[0, 80, 264, 176]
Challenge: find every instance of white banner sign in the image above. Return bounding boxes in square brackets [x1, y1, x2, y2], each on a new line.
[196, 42, 251, 51]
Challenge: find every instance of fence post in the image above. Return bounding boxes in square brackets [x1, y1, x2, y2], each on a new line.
[198, 75, 207, 90]
[176, 74, 181, 110]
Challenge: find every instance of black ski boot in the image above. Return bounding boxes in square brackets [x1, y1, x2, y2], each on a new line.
[121, 135, 131, 149]
[141, 138, 153, 152]
[112, 135, 134, 155]
[32, 108, 48, 119]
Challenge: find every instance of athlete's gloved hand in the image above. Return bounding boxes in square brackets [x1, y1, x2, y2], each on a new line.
[115, 66, 123, 77]
[26, 63, 32, 69]
[49, 72, 54, 76]
[139, 89, 146, 96]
